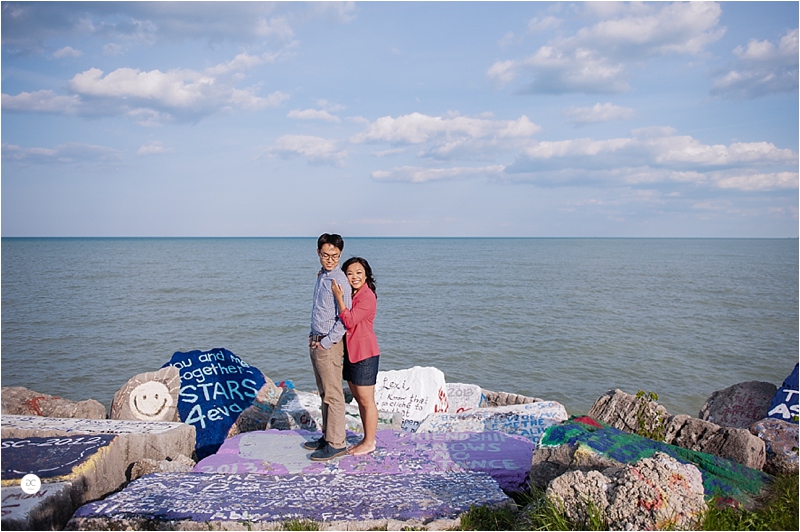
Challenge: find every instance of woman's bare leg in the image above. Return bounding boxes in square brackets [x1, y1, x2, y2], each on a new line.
[347, 382, 377, 455]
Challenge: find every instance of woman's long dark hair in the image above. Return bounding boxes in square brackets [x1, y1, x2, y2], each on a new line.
[342, 256, 376, 296]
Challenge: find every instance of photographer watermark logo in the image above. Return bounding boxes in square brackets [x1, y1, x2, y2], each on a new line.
[21, 474, 41, 494]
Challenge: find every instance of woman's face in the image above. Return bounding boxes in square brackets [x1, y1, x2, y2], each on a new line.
[345, 262, 367, 292]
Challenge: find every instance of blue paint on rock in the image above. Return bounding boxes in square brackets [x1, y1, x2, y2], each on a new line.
[162, 348, 266, 458]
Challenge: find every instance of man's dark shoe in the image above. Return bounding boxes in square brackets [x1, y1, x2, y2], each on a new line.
[309, 443, 347, 461]
[303, 437, 326, 451]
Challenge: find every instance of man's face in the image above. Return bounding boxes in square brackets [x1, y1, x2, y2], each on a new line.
[317, 243, 341, 271]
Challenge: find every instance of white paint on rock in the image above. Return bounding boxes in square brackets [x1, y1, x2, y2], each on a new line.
[374, 367, 448, 428]
[416, 401, 568, 446]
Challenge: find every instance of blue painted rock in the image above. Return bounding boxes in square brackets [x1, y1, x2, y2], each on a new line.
[416, 400, 569, 447]
[194, 428, 532, 492]
[162, 348, 267, 458]
[767, 363, 799, 424]
[69, 470, 509, 529]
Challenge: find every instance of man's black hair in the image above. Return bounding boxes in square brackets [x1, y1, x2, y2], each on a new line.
[317, 233, 344, 252]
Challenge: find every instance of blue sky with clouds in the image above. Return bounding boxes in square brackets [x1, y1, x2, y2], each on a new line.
[2, 1, 798, 237]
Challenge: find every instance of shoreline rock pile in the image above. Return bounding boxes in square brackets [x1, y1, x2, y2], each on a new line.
[1, 349, 796, 531]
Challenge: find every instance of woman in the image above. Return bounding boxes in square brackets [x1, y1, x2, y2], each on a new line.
[331, 257, 380, 456]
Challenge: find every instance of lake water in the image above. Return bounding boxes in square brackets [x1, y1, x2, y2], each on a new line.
[2, 237, 797, 417]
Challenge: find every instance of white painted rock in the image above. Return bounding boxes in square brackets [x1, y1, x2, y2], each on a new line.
[446, 383, 487, 413]
[416, 401, 569, 447]
[374, 366, 449, 431]
[110, 366, 180, 422]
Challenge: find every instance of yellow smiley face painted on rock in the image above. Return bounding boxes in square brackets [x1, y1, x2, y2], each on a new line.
[129, 381, 174, 421]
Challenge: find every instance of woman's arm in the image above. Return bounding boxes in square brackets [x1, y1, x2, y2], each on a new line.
[337, 287, 376, 329]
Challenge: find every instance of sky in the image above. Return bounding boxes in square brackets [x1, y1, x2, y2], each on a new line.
[1, 1, 798, 237]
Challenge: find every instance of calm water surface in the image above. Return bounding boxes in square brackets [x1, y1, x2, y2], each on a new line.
[2, 237, 797, 417]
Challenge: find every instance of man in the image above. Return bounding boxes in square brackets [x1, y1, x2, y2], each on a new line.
[305, 233, 352, 461]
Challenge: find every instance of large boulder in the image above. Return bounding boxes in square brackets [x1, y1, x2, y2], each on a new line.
[538, 416, 771, 508]
[665, 415, 765, 470]
[1, 415, 194, 531]
[161, 348, 267, 459]
[545, 452, 707, 531]
[374, 366, 449, 431]
[588, 389, 765, 469]
[699, 381, 777, 429]
[482, 389, 543, 407]
[66, 470, 509, 531]
[750, 417, 799, 476]
[416, 401, 568, 447]
[110, 366, 181, 422]
[445, 383, 487, 413]
[587, 389, 670, 439]
[1, 387, 106, 419]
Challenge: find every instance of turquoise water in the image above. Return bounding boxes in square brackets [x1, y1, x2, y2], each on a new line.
[2, 237, 797, 417]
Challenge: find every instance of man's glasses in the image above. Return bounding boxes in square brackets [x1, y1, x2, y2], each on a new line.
[320, 253, 340, 261]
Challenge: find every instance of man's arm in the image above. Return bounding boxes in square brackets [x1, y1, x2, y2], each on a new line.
[319, 271, 352, 349]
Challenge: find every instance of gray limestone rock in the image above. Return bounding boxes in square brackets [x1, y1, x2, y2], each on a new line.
[699, 381, 777, 429]
[529, 443, 622, 491]
[545, 452, 707, 531]
[587, 389, 670, 438]
[665, 414, 766, 470]
[482, 388, 543, 407]
[1, 386, 107, 419]
[130, 454, 196, 480]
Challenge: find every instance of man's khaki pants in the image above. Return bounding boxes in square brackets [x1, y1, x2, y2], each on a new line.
[309, 341, 346, 449]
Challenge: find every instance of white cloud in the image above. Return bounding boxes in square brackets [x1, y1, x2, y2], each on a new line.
[508, 128, 798, 192]
[137, 141, 172, 156]
[372, 165, 506, 183]
[352, 112, 539, 144]
[711, 29, 799, 98]
[352, 112, 540, 161]
[53, 46, 82, 59]
[288, 108, 341, 122]
[2, 51, 292, 124]
[565, 102, 635, 126]
[489, 2, 725, 94]
[2, 90, 81, 114]
[269, 135, 346, 166]
[527, 16, 561, 34]
[1, 142, 121, 165]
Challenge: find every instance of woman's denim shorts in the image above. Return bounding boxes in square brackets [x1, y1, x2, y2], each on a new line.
[343, 353, 380, 386]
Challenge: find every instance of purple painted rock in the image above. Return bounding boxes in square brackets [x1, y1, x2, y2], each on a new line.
[750, 417, 799, 476]
[110, 366, 181, 422]
[699, 381, 777, 429]
[374, 366, 449, 431]
[416, 401, 569, 447]
[67, 470, 509, 530]
[194, 428, 533, 492]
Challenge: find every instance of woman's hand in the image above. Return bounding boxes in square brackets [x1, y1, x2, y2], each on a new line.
[331, 279, 343, 298]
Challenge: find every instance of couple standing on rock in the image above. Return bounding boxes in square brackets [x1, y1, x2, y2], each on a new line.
[305, 233, 381, 461]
